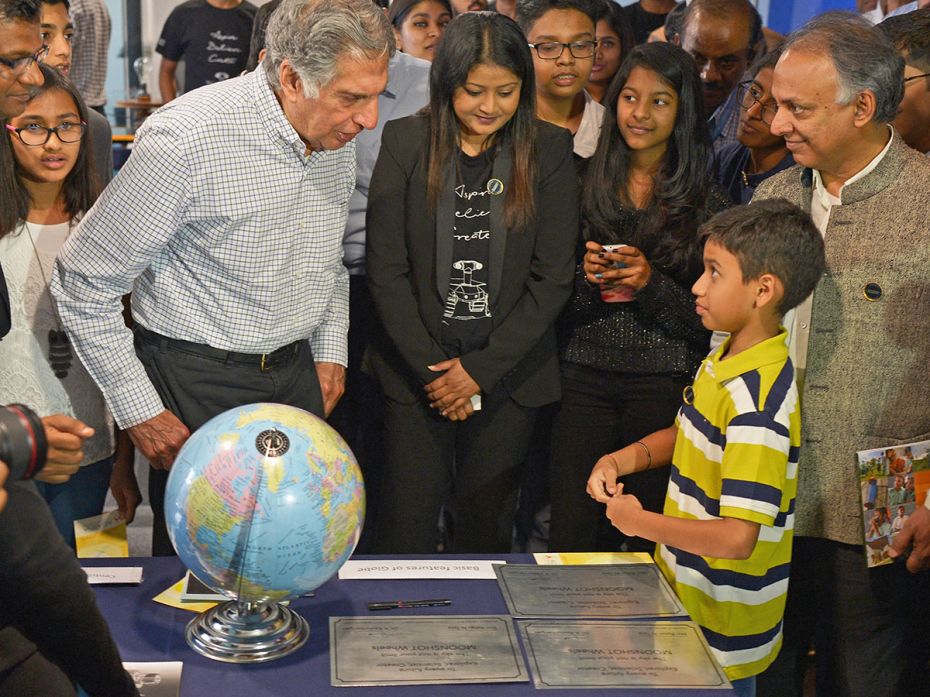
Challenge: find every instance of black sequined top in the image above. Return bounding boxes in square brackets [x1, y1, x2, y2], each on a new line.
[559, 192, 730, 376]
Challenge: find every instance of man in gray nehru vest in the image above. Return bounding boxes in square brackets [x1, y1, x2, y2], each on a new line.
[751, 12, 930, 697]
[53, 0, 394, 556]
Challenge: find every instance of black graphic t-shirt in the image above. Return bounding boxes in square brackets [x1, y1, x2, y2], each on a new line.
[157, 0, 258, 93]
[441, 150, 495, 356]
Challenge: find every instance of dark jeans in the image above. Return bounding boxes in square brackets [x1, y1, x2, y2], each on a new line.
[328, 275, 385, 553]
[757, 536, 930, 697]
[548, 363, 689, 553]
[34, 456, 113, 549]
[134, 327, 324, 556]
[374, 390, 538, 554]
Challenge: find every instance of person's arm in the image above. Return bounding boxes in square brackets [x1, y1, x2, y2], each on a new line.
[454, 128, 579, 395]
[605, 496, 761, 560]
[158, 59, 179, 103]
[51, 119, 194, 467]
[587, 425, 678, 502]
[366, 120, 452, 382]
[109, 429, 141, 523]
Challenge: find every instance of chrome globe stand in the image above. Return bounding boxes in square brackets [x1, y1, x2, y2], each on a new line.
[185, 599, 309, 663]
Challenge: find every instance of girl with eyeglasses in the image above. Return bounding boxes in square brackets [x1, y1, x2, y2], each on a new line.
[366, 11, 578, 553]
[548, 42, 729, 553]
[716, 47, 794, 204]
[0, 65, 139, 548]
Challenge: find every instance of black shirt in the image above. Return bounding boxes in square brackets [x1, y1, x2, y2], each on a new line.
[622, 2, 675, 45]
[441, 150, 495, 356]
[156, 0, 258, 93]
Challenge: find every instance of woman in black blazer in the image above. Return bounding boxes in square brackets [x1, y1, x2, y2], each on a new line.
[366, 11, 578, 553]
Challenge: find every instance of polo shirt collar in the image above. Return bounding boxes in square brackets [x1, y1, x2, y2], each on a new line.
[704, 328, 789, 383]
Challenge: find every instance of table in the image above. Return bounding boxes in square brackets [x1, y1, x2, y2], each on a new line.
[85, 556, 736, 696]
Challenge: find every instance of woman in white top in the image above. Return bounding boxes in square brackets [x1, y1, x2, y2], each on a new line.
[1, 65, 139, 549]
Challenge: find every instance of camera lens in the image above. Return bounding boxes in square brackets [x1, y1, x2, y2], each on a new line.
[0, 404, 48, 480]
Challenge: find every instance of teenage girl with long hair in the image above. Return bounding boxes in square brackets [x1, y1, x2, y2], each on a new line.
[0, 65, 139, 547]
[367, 11, 578, 553]
[548, 42, 729, 552]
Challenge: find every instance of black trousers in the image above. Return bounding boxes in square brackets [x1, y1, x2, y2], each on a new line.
[757, 536, 930, 697]
[135, 327, 324, 556]
[328, 275, 385, 553]
[548, 363, 688, 553]
[374, 389, 538, 554]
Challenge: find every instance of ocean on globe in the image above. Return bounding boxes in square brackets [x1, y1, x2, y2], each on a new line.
[164, 403, 364, 604]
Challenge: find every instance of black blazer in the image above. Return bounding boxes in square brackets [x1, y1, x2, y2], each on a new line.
[366, 115, 579, 407]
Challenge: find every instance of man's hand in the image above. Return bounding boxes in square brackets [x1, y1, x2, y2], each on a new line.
[889, 504, 930, 573]
[604, 486, 644, 536]
[316, 362, 346, 418]
[37, 414, 94, 483]
[425, 357, 480, 416]
[109, 431, 141, 523]
[0, 460, 8, 513]
[444, 399, 475, 423]
[126, 410, 190, 470]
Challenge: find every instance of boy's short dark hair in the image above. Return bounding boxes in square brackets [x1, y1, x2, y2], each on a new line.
[701, 200, 825, 315]
[515, 0, 599, 35]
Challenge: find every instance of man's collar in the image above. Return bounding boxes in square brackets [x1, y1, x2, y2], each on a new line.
[811, 126, 900, 205]
[251, 68, 308, 157]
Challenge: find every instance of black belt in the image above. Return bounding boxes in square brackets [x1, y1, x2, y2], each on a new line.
[135, 326, 303, 372]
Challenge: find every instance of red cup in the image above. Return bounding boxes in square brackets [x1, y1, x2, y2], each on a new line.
[598, 244, 634, 303]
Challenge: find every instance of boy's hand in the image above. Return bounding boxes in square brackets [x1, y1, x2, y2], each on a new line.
[587, 450, 637, 503]
[605, 488, 643, 536]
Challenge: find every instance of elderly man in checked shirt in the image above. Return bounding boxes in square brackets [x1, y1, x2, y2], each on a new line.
[52, 0, 394, 556]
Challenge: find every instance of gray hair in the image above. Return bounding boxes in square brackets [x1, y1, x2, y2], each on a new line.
[262, 0, 395, 99]
[784, 11, 904, 123]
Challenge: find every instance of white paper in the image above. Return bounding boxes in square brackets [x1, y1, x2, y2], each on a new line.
[83, 566, 143, 585]
[338, 559, 506, 580]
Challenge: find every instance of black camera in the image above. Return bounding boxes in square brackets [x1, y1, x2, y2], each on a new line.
[0, 404, 47, 481]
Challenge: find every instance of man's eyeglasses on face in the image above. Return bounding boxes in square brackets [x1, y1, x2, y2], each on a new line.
[736, 80, 777, 125]
[904, 73, 930, 87]
[528, 40, 598, 60]
[0, 45, 49, 77]
[6, 121, 87, 146]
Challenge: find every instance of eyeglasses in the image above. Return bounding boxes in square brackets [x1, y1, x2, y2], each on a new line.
[6, 121, 87, 146]
[904, 73, 930, 86]
[0, 46, 49, 78]
[527, 40, 598, 61]
[736, 80, 777, 125]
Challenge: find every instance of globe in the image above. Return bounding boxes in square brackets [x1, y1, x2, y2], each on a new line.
[163, 403, 365, 662]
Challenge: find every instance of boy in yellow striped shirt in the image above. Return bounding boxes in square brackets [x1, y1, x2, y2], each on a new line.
[586, 200, 825, 696]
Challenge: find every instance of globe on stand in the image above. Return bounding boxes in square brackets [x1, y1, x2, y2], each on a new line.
[164, 403, 365, 663]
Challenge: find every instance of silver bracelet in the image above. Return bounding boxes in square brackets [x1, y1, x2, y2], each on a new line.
[634, 440, 652, 471]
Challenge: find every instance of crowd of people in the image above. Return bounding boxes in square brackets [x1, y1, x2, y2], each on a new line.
[1, 0, 930, 695]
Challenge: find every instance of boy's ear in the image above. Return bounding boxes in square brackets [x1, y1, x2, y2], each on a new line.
[753, 272, 784, 313]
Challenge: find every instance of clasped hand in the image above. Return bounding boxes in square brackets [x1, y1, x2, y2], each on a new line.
[583, 241, 652, 291]
[425, 357, 479, 422]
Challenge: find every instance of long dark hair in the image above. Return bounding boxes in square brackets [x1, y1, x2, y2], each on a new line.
[583, 42, 711, 280]
[596, 0, 635, 75]
[426, 11, 537, 230]
[2, 64, 99, 236]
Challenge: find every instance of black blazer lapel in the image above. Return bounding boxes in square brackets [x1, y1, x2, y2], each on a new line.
[488, 147, 511, 310]
[435, 162, 456, 301]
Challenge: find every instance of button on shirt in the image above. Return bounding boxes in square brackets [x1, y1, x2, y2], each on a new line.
[52, 68, 354, 428]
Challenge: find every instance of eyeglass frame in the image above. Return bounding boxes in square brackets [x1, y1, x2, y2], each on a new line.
[904, 72, 930, 86]
[735, 79, 777, 125]
[0, 45, 49, 78]
[527, 39, 598, 61]
[5, 121, 88, 146]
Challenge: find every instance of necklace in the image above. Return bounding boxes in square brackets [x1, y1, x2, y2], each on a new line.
[23, 222, 72, 379]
